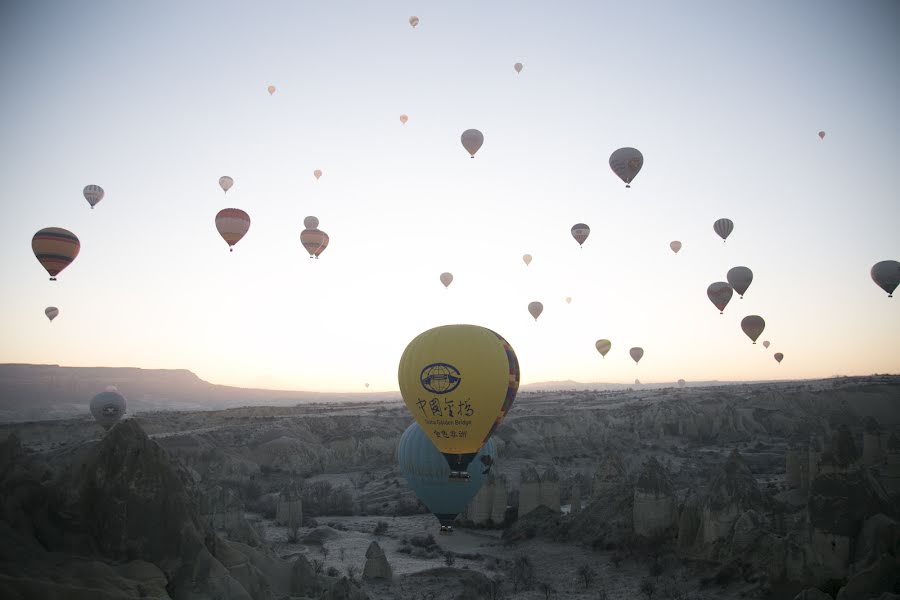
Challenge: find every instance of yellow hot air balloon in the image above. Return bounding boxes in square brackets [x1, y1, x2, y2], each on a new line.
[267, 85, 276, 95]
[215, 209, 250, 252]
[527, 301, 543, 321]
[313, 169, 322, 180]
[522, 254, 532, 266]
[440, 272, 453, 288]
[32, 227, 80, 281]
[400, 114, 409, 124]
[398, 324, 520, 478]
[595, 339, 611, 358]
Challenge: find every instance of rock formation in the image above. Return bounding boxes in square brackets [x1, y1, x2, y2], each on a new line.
[518, 466, 559, 517]
[275, 497, 302, 528]
[466, 473, 506, 525]
[362, 540, 392, 580]
[863, 417, 885, 467]
[786, 445, 801, 489]
[701, 450, 767, 545]
[592, 452, 626, 497]
[818, 424, 860, 476]
[632, 456, 676, 538]
[539, 466, 561, 513]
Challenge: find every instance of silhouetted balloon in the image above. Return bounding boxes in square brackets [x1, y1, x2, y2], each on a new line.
[565, 297, 572, 304]
[440, 272, 453, 288]
[267, 85, 276, 95]
[595, 339, 611, 358]
[609, 147, 643, 187]
[707, 282, 733, 314]
[365, 383, 370, 389]
[32, 227, 80, 281]
[714, 218, 734, 242]
[219, 176, 233, 194]
[818, 131, 825, 140]
[522, 254, 532, 266]
[762, 340, 770, 349]
[741, 315, 765, 344]
[313, 169, 322, 180]
[461, 129, 484, 158]
[215, 209, 250, 252]
[870, 260, 900, 297]
[774, 352, 784, 363]
[45, 307, 59, 322]
[90, 390, 126, 430]
[83, 185, 104, 209]
[677, 379, 686, 388]
[301, 228, 329, 258]
[727, 266, 753, 298]
[630, 347, 644, 364]
[303, 216, 319, 229]
[571, 223, 590, 247]
[670, 241, 682, 254]
[398, 324, 519, 476]
[398, 422, 495, 530]
[528, 301, 543, 321]
[634, 379, 641, 385]
[514, 62, 523, 73]
[400, 114, 409, 124]
[409, 16, 419, 28]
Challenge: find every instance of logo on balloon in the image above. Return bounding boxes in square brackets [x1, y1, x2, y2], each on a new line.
[420, 363, 462, 394]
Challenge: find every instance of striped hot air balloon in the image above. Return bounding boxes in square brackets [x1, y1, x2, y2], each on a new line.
[32, 227, 80, 281]
[300, 227, 329, 259]
[713, 218, 734, 242]
[83, 185, 104, 209]
[571, 223, 590, 247]
[219, 176, 233, 194]
[609, 147, 643, 187]
[215, 209, 251, 251]
[45, 307, 59, 322]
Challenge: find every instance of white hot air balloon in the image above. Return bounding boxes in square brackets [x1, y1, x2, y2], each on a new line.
[219, 176, 234, 194]
[461, 129, 484, 158]
[514, 62, 523, 74]
[83, 185, 104, 209]
[440, 272, 453, 288]
[528, 301, 543, 321]
[609, 147, 643, 187]
[522, 254, 532, 266]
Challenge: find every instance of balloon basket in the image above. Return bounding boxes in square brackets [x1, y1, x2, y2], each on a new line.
[439, 526, 454, 535]
[448, 471, 471, 482]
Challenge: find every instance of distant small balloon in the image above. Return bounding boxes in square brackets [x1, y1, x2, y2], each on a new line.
[528, 301, 543, 321]
[595, 339, 611, 358]
[741, 315, 765, 344]
[762, 340, 770, 349]
[571, 223, 590, 247]
[630, 347, 644, 364]
[514, 62, 523, 74]
[409, 16, 419, 28]
[267, 85, 276, 95]
[634, 379, 641, 385]
[870, 260, 900, 297]
[707, 282, 734, 314]
[609, 147, 643, 187]
[727, 266, 753, 299]
[45, 307, 59, 322]
[365, 383, 370, 389]
[83, 185, 104, 209]
[714, 218, 734, 242]
[219, 176, 234, 194]
[522, 254, 532, 266]
[303, 216, 319, 229]
[818, 131, 825, 140]
[565, 297, 572, 304]
[215, 209, 250, 252]
[774, 352, 784, 363]
[677, 379, 686, 388]
[670, 241, 682, 254]
[313, 169, 322, 180]
[461, 129, 484, 158]
[400, 114, 409, 124]
[440, 272, 453, 288]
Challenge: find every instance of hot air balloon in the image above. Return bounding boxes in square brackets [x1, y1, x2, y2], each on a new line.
[774, 352, 784, 363]
[670, 241, 682, 254]
[762, 340, 770, 349]
[400, 114, 409, 124]
[609, 147, 643, 187]
[870, 260, 900, 297]
[677, 379, 686, 388]
[365, 383, 370, 389]
[571, 223, 590, 247]
[267, 85, 276, 95]
[440, 272, 453, 288]
[409, 16, 419, 28]
[398, 422, 495, 532]
[727, 266, 753, 299]
[219, 176, 233, 194]
[398, 324, 520, 477]
[713, 218, 734, 242]
[301, 228, 329, 259]
[313, 169, 322, 180]
[818, 131, 825, 140]
[303, 216, 319, 229]
[634, 379, 641, 385]
[528, 301, 543, 321]
[215, 209, 250, 252]
[514, 62, 523, 74]
[90, 390, 126, 431]
[565, 297, 572, 304]
[707, 282, 733, 314]
[595, 339, 611, 358]
[741, 315, 765, 344]
[522, 254, 532, 266]
[83, 185, 104, 209]
[461, 129, 484, 158]
[630, 347, 644, 364]
[32, 227, 80, 281]
[45, 307, 59, 322]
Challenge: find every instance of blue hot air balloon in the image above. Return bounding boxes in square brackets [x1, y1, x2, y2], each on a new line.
[398, 422, 496, 532]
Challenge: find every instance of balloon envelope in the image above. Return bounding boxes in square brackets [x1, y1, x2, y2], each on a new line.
[522, 254, 532, 266]
[762, 340, 770, 349]
[32, 227, 80, 280]
[707, 282, 734, 314]
[741, 315, 765, 343]
[818, 131, 825, 140]
[90, 390, 126, 430]
[303, 216, 319, 229]
[398, 422, 495, 528]
[461, 129, 484, 157]
[45, 307, 59, 322]
[267, 85, 276, 95]
[219, 176, 233, 193]
[727, 266, 753, 298]
[397, 324, 519, 475]
[571, 223, 590, 247]
[83, 184, 104, 209]
[714, 218, 734, 242]
[774, 352, 784, 363]
[440, 272, 453, 288]
[630, 347, 644, 364]
[565, 297, 572, 304]
[528, 301, 543, 321]
[409, 16, 419, 27]
[595, 339, 611, 357]
[871, 260, 900, 297]
[215, 209, 250, 251]
[313, 169, 322, 180]
[670, 241, 682, 254]
[514, 62, 523, 73]
[609, 147, 643, 187]
[677, 379, 686, 388]
[301, 228, 329, 258]
[400, 114, 409, 124]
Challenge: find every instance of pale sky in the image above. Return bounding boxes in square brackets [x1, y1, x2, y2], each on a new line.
[1, 1, 898, 392]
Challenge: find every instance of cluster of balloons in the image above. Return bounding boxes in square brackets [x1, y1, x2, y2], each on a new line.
[398, 324, 519, 532]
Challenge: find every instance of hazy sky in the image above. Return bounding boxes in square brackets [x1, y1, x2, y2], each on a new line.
[1, 1, 898, 392]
